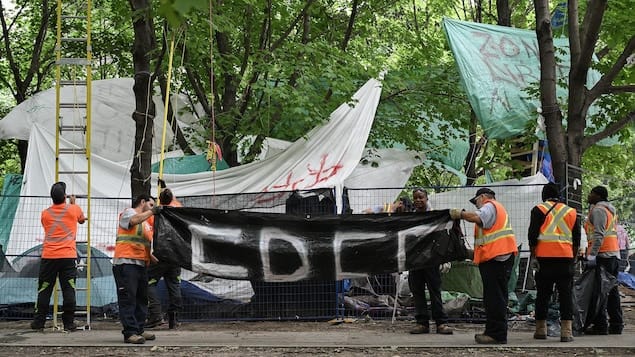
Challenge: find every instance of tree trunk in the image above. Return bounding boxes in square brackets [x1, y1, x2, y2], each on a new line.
[496, 0, 511, 26]
[534, 0, 568, 185]
[128, 0, 157, 199]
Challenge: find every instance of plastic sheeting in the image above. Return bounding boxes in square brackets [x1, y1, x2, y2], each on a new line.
[443, 18, 601, 140]
[0, 78, 204, 163]
[427, 173, 550, 255]
[154, 207, 466, 281]
[0, 244, 117, 307]
[3, 77, 426, 257]
[573, 265, 618, 333]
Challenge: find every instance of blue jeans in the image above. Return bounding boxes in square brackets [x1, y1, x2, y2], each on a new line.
[113, 264, 148, 338]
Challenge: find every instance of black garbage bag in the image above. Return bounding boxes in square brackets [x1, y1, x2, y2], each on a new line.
[572, 265, 617, 333]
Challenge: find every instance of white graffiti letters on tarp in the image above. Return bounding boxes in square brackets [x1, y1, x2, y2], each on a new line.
[260, 227, 310, 282]
[333, 231, 386, 280]
[186, 217, 456, 282]
[190, 225, 250, 279]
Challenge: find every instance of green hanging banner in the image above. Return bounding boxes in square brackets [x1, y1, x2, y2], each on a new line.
[442, 18, 600, 139]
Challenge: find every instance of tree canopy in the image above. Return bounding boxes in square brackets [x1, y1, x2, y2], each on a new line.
[0, 0, 633, 218]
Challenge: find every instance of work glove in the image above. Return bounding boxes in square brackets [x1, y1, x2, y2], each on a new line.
[439, 262, 452, 274]
[449, 208, 463, 220]
[585, 255, 597, 268]
[530, 258, 540, 272]
[158, 178, 167, 189]
[151, 205, 162, 215]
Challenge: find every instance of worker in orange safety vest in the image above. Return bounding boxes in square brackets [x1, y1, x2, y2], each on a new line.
[31, 182, 86, 332]
[528, 183, 580, 342]
[450, 187, 518, 345]
[113, 194, 161, 344]
[583, 185, 622, 335]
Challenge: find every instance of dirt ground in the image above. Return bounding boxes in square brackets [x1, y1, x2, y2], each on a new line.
[0, 286, 633, 356]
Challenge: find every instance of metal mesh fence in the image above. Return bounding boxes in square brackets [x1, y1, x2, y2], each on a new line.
[0, 183, 632, 323]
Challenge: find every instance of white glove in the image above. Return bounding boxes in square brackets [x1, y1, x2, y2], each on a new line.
[439, 262, 452, 273]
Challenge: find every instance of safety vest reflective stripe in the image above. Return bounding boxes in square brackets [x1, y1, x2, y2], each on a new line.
[114, 219, 151, 261]
[115, 236, 151, 247]
[473, 200, 517, 264]
[43, 205, 74, 242]
[537, 203, 574, 243]
[536, 202, 575, 258]
[474, 225, 515, 246]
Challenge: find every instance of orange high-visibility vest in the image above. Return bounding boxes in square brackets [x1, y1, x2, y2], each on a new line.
[535, 201, 576, 258]
[585, 205, 619, 253]
[41, 203, 84, 259]
[473, 199, 518, 264]
[114, 211, 153, 263]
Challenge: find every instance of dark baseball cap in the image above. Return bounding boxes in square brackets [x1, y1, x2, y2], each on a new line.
[469, 187, 495, 205]
[50, 181, 66, 204]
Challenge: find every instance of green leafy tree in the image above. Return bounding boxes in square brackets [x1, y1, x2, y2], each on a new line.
[534, 0, 634, 209]
[0, 0, 55, 172]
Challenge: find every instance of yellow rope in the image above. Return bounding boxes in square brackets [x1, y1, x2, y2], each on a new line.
[157, 31, 177, 199]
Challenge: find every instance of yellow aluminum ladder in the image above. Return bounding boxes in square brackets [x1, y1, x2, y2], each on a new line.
[52, 0, 93, 331]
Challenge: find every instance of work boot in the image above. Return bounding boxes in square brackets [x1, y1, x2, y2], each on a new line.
[168, 312, 177, 330]
[560, 320, 573, 342]
[436, 324, 453, 335]
[585, 325, 608, 335]
[474, 333, 506, 344]
[145, 317, 164, 329]
[30, 320, 45, 331]
[63, 322, 78, 332]
[409, 323, 430, 334]
[124, 334, 145, 344]
[533, 320, 547, 339]
[141, 331, 156, 341]
[608, 325, 623, 335]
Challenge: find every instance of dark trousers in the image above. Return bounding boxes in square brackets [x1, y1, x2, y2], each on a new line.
[33, 258, 77, 327]
[479, 255, 514, 342]
[408, 267, 447, 326]
[147, 262, 182, 321]
[593, 256, 623, 329]
[113, 264, 148, 338]
[534, 259, 574, 320]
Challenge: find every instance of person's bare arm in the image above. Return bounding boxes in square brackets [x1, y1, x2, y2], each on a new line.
[69, 195, 87, 224]
[128, 209, 155, 227]
[460, 210, 483, 226]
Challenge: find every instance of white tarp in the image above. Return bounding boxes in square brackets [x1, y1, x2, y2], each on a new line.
[428, 173, 550, 255]
[4, 77, 423, 256]
[0, 78, 203, 163]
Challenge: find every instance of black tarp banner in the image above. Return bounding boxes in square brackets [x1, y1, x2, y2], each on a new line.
[153, 207, 467, 282]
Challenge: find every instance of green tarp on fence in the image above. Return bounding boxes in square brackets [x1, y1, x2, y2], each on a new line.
[151, 153, 229, 174]
[0, 174, 22, 252]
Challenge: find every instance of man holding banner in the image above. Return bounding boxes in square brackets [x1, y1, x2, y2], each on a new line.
[450, 188, 518, 344]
